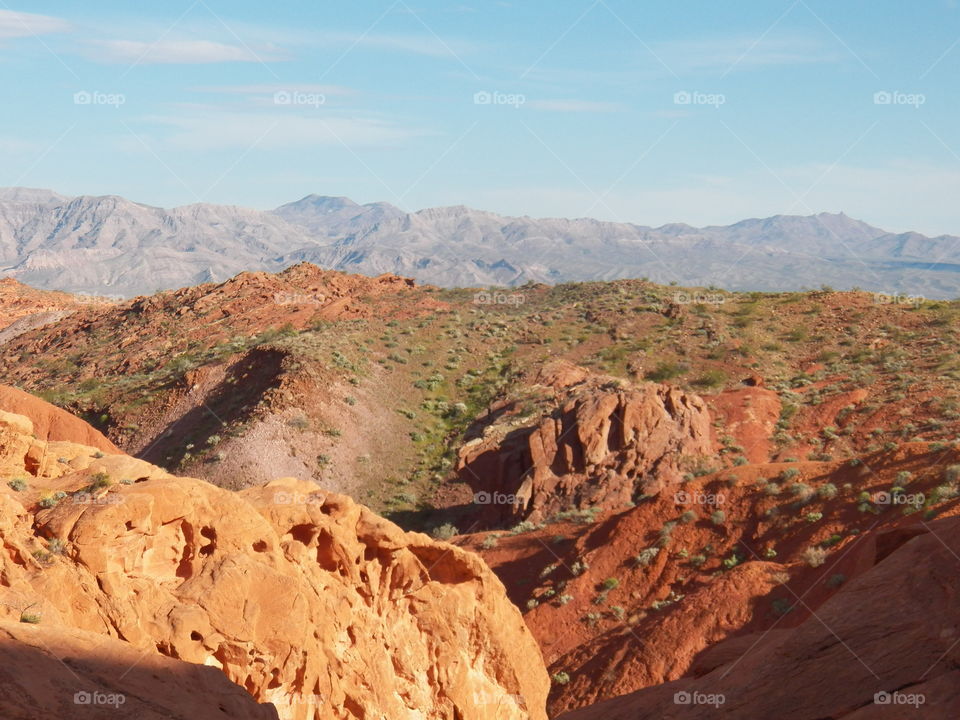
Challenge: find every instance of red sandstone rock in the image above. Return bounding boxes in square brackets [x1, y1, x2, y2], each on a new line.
[0, 384, 120, 453]
[556, 516, 960, 720]
[456, 362, 713, 526]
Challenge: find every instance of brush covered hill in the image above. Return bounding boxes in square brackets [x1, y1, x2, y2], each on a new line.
[3, 267, 960, 718]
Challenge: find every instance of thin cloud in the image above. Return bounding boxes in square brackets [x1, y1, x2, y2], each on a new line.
[315, 30, 478, 58]
[653, 34, 842, 72]
[194, 84, 356, 96]
[528, 99, 624, 113]
[136, 106, 428, 151]
[0, 10, 70, 39]
[90, 39, 289, 64]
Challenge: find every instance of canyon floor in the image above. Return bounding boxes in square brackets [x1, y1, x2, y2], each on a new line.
[2, 265, 959, 718]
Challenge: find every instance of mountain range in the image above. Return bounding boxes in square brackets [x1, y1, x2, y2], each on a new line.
[1, 187, 957, 297]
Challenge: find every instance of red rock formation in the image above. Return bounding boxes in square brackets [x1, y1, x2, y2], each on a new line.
[0, 622, 278, 719]
[0, 398, 549, 720]
[556, 516, 960, 720]
[0, 384, 120, 453]
[456, 362, 713, 526]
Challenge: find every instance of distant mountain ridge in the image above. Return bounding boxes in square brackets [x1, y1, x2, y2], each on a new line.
[1, 187, 958, 297]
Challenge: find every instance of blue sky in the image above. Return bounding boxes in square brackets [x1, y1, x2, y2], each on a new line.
[1, 1, 958, 234]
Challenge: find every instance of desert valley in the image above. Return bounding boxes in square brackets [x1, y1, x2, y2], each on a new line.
[2, 1, 957, 716]
[2, 258, 959, 718]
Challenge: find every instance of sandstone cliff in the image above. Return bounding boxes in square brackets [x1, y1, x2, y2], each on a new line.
[0, 396, 549, 719]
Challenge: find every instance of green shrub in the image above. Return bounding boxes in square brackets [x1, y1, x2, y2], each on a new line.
[817, 483, 838, 499]
[551, 672, 571, 685]
[430, 523, 459, 541]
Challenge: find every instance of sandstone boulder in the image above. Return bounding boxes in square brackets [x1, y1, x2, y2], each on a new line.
[0, 402, 549, 720]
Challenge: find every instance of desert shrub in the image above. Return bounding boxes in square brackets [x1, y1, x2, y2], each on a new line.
[820, 534, 842, 547]
[722, 552, 742, 569]
[287, 415, 310, 430]
[551, 672, 571, 685]
[7, 478, 27, 492]
[817, 483, 838, 499]
[88, 472, 111, 490]
[801, 546, 828, 567]
[430, 523, 459, 541]
[633, 547, 660, 567]
[601, 577, 619, 590]
[645, 362, 686, 382]
[658, 521, 677, 547]
[693, 369, 727, 390]
[710, 510, 726, 525]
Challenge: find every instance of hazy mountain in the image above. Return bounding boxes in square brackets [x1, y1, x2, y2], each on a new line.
[1, 188, 958, 298]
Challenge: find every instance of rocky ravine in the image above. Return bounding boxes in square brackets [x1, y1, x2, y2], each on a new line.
[0, 389, 549, 719]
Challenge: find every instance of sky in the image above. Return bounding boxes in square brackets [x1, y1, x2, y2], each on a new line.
[0, 1, 958, 235]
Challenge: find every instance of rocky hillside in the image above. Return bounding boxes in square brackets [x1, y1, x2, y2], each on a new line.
[3, 269, 960, 718]
[0, 390, 549, 719]
[3, 187, 960, 297]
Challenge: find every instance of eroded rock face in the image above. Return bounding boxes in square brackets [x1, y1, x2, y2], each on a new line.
[457, 362, 713, 526]
[0, 400, 549, 720]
